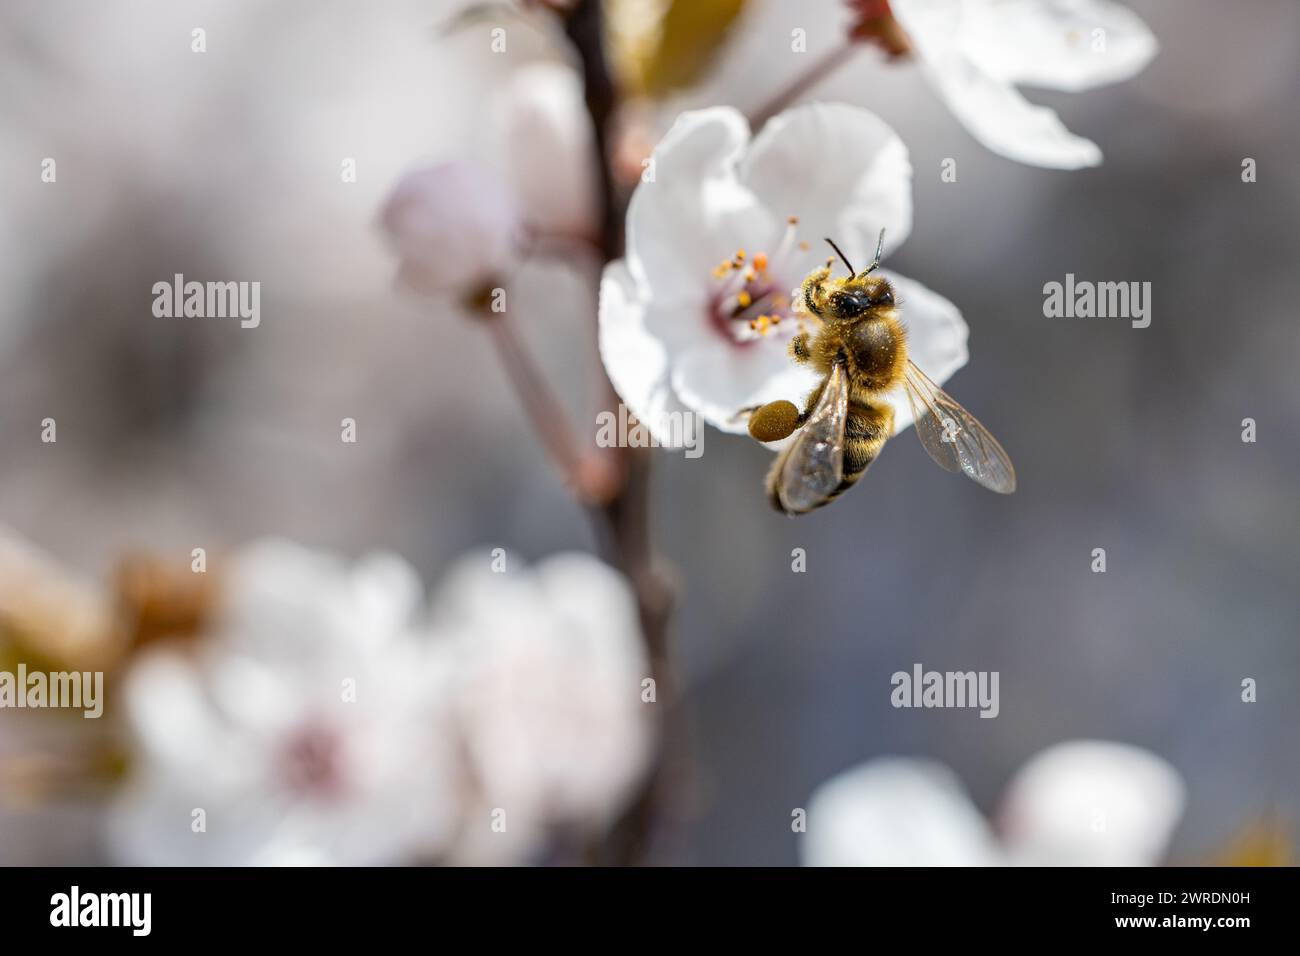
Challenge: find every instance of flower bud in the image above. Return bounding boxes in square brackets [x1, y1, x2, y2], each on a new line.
[380, 161, 521, 296]
[494, 62, 598, 238]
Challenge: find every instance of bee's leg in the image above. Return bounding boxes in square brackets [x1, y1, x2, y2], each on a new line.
[796, 378, 828, 422]
[789, 331, 813, 364]
[747, 399, 802, 442]
[795, 265, 833, 322]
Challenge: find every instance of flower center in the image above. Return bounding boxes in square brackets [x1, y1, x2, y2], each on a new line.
[281, 723, 347, 799]
[707, 216, 810, 346]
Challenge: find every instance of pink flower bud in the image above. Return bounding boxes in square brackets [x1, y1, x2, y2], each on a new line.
[380, 161, 521, 296]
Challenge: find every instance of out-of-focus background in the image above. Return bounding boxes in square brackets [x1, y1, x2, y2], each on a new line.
[0, 0, 1297, 865]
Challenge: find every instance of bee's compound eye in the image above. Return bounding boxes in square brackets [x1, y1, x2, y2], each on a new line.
[831, 291, 869, 317]
[873, 289, 894, 306]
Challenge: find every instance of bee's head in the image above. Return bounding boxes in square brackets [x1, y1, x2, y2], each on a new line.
[803, 232, 895, 322]
[823, 274, 895, 322]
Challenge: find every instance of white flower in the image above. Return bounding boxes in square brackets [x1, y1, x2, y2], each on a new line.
[890, 0, 1158, 168]
[432, 551, 652, 863]
[492, 61, 599, 239]
[598, 103, 968, 445]
[106, 539, 650, 866]
[803, 741, 1185, 866]
[107, 539, 459, 866]
[997, 739, 1186, 866]
[380, 160, 522, 296]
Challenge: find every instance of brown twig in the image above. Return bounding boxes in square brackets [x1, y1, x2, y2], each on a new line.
[559, 0, 679, 865]
[747, 39, 860, 131]
[485, 314, 594, 499]
[563, 0, 622, 262]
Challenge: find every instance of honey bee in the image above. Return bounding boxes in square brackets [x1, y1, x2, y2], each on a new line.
[742, 230, 1016, 515]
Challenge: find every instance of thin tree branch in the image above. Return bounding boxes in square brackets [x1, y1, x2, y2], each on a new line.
[747, 39, 859, 131]
[564, 0, 622, 261]
[561, 0, 679, 866]
[486, 314, 593, 499]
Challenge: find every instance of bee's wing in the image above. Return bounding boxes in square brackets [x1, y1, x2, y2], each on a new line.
[903, 360, 1016, 494]
[776, 360, 850, 513]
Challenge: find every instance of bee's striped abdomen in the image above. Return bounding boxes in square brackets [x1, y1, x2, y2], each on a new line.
[827, 400, 893, 500]
[766, 399, 893, 514]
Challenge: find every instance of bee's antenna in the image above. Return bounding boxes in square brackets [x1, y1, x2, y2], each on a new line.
[824, 238, 855, 275]
[861, 228, 887, 275]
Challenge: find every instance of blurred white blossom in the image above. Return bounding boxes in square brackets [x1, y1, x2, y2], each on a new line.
[434, 551, 651, 863]
[380, 160, 522, 296]
[493, 61, 599, 239]
[803, 741, 1185, 866]
[997, 739, 1186, 866]
[599, 103, 968, 445]
[107, 540, 649, 866]
[381, 61, 599, 300]
[890, 0, 1158, 168]
[107, 540, 459, 866]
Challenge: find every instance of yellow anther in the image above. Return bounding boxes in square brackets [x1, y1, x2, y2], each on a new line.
[753, 253, 769, 271]
[736, 290, 752, 307]
[787, 215, 799, 225]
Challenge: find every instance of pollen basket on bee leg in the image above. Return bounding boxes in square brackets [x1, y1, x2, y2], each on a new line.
[748, 400, 800, 443]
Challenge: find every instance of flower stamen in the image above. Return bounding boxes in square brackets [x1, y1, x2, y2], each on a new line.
[709, 215, 811, 344]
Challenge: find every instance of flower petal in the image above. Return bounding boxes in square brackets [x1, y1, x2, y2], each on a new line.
[935, 0, 1160, 93]
[670, 337, 822, 435]
[927, 54, 1102, 168]
[892, 0, 1107, 168]
[803, 758, 1004, 866]
[532, 554, 646, 672]
[438, 552, 651, 835]
[625, 107, 775, 303]
[740, 102, 913, 272]
[881, 270, 969, 433]
[597, 260, 696, 447]
[493, 62, 598, 237]
[122, 651, 234, 773]
[380, 161, 521, 293]
[998, 740, 1186, 866]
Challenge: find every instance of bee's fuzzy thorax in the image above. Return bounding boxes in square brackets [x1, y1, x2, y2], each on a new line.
[806, 311, 909, 396]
